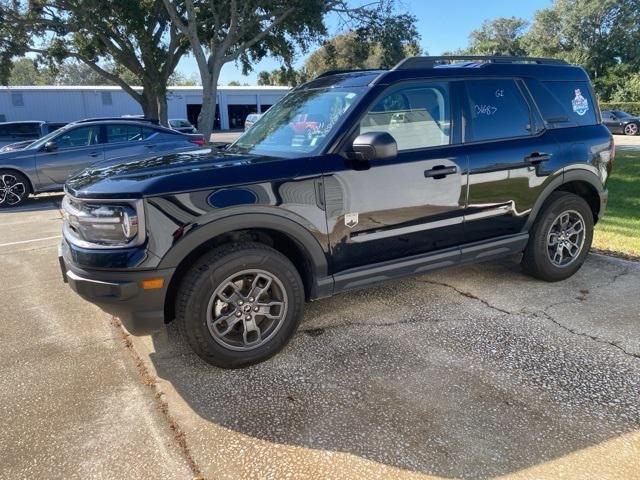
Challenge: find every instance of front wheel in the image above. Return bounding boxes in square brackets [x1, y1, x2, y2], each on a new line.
[624, 123, 639, 136]
[176, 242, 305, 368]
[522, 192, 594, 282]
[0, 170, 30, 208]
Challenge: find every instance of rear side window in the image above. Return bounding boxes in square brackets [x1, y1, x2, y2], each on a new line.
[0, 123, 41, 138]
[107, 124, 157, 142]
[463, 79, 533, 142]
[525, 79, 597, 127]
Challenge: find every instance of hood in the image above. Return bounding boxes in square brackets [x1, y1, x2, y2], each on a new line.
[65, 148, 303, 198]
[0, 140, 35, 152]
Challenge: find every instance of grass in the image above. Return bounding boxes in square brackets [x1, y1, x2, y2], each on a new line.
[593, 151, 640, 259]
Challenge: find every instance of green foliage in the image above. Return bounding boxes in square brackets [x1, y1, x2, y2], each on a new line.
[466, 17, 529, 55]
[256, 67, 307, 87]
[593, 151, 640, 258]
[302, 14, 421, 79]
[7, 57, 56, 85]
[599, 102, 640, 116]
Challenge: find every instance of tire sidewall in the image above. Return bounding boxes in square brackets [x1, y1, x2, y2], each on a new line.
[178, 246, 304, 368]
[528, 194, 594, 281]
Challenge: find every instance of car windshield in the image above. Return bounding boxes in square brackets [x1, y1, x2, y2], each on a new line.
[614, 110, 632, 118]
[29, 124, 76, 149]
[229, 87, 365, 158]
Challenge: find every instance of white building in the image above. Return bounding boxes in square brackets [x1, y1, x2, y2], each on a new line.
[0, 85, 290, 130]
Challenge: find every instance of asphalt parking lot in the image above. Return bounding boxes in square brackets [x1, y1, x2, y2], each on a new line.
[1, 135, 639, 479]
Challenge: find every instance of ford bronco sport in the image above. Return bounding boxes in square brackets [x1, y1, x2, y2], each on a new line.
[59, 56, 613, 368]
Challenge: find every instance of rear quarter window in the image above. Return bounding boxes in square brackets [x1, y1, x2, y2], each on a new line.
[526, 80, 597, 127]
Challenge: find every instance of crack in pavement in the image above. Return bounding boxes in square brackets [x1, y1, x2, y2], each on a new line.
[417, 277, 640, 361]
[417, 278, 513, 315]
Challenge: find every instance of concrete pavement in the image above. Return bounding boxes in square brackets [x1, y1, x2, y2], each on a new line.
[1, 191, 639, 479]
[0, 195, 194, 479]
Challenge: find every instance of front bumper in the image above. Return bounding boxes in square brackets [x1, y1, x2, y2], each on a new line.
[59, 243, 175, 335]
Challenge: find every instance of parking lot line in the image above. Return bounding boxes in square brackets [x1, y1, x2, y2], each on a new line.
[0, 235, 61, 248]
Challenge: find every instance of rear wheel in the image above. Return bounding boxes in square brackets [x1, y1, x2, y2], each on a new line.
[0, 170, 30, 208]
[522, 192, 593, 282]
[176, 242, 304, 368]
[624, 122, 638, 136]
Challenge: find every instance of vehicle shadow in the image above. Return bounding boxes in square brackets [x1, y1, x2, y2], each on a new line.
[147, 257, 640, 478]
[0, 193, 64, 213]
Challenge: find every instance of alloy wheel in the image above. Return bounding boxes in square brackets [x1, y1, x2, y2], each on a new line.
[547, 210, 586, 268]
[624, 123, 638, 136]
[0, 174, 27, 206]
[206, 269, 288, 351]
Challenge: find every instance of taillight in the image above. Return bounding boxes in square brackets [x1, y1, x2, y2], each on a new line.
[190, 137, 205, 146]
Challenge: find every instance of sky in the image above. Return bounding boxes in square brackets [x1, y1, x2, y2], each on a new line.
[176, 0, 553, 85]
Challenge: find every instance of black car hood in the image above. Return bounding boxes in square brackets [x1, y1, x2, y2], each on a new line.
[65, 148, 301, 198]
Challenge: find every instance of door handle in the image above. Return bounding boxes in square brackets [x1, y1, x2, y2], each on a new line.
[424, 165, 457, 179]
[524, 152, 551, 165]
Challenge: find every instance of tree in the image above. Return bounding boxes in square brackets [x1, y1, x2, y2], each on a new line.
[304, 15, 421, 79]
[7, 57, 56, 85]
[162, 0, 405, 139]
[466, 17, 528, 56]
[523, 0, 640, 81]
[256, 67, 307, 86]
[1, 0, 189, 125]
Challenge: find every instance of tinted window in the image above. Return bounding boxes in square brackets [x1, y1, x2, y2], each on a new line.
[464, 79, 532, 142]
[55, 126, 99, 148]
[107, 124, 156, 142]
[541, 81, 597, 126]
[360, 82, 450, 151]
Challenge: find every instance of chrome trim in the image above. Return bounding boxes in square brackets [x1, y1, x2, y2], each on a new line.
[61, 194, 146, 249]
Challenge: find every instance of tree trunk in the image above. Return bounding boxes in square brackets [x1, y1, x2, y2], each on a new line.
[197, 67, 221, 143]
[138, 84, 169, 126]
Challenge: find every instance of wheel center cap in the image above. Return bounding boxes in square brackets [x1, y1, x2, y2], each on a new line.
[243, 304, 252, 312]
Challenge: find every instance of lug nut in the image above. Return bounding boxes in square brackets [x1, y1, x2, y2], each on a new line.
[254, 306, 259, 312]
[235, 311, 242, 317]
[238, 300, 244, 305]
[245, 315, 252, 320]
[249, 297, 255, 302]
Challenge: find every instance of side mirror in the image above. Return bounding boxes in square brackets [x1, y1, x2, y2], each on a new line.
[44, 141, 58, 152]
[351, 132, 397, 162]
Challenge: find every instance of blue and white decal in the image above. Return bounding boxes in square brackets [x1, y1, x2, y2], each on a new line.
[571, 89, 589, 116]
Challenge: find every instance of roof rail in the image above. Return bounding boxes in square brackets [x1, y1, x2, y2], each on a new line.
[315, 68, 383, 79]
[392, 56, 569, 70]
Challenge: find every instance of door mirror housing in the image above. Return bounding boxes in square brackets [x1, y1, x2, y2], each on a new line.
[44, 141, 58, 152]
[351, 132, 397, 162]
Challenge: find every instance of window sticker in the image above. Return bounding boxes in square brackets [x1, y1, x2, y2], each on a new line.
[571, 89, 589, 116]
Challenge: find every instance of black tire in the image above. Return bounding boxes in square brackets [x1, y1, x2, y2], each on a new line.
[522, 192, 594, 282]
[0, 169, 30, 208]
[175, 242, 304, 368]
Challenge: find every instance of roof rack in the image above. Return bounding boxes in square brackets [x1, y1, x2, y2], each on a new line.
[315, 68, 384, 78]
[392, 56, 568, 70]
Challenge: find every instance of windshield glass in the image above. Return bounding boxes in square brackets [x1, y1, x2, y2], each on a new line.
[230, 87, 365, 157]
[29, 124, 75, 149]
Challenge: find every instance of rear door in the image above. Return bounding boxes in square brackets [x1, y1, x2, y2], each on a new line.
[104, 123, 159, 160]
[460, 78, 561, 242]
[35, 124, 104, 184]
[323, 80, 468, 273]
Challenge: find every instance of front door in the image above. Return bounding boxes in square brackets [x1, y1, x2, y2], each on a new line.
[601, 111, 622, 134]
[36, 125, 103, 185]
[323, 80, 468, 274]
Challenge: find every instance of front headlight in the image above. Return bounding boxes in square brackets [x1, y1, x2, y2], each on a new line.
[62, 195, 145, 248]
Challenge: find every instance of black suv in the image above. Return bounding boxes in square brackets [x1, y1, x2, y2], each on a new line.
[59, 56, 614, 368]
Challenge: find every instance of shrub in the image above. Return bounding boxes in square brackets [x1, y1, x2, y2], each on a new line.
[599, 102, 640, 116]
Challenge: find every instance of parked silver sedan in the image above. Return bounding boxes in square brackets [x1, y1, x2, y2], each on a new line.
[0, 120, 205, 207]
